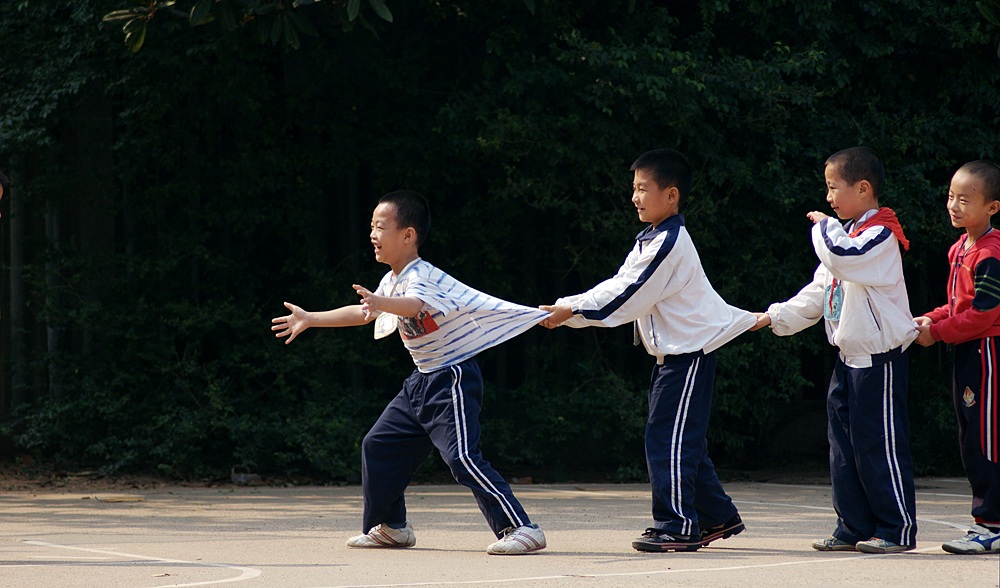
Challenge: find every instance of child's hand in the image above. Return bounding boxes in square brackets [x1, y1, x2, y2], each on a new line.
[539, 305, 573, 329]
[914, 324, 935, 347]
[271, 301, 312, 344]
[913, 316, 932, 327]
[749, 312, 771, 331]
[806, 211, 829, 224]
[353, 284, 380, 319]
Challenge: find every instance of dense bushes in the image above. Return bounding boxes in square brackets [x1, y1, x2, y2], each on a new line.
[0, 0, 997, 479]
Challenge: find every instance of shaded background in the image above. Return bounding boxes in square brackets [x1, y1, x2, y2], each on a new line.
[1, 0, 997, 482]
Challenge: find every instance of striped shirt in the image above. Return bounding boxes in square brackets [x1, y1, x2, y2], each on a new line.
[373, 258, 548, 373]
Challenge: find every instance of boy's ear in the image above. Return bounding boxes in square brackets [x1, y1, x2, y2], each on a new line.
[664, 185, 680, 203]
[989, 199, 1000, 216]
[403, 227, 417, 243]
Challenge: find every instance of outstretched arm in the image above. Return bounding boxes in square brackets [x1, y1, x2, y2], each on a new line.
[271, 301, 370, 344]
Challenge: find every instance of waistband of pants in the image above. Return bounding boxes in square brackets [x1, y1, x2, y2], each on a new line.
[838, 345, 903, 368]
[655, 350, 705, 365]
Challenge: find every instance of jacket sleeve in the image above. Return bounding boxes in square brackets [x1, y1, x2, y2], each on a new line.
[766, 264, 826, 336]
[558, 233, 677, 329]
[812, 218, 900, 287]
[922, 304, 950, 324]
[930, 257, 1000, 343]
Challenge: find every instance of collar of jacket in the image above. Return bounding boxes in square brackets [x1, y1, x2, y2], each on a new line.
[636, 214, 685, 242]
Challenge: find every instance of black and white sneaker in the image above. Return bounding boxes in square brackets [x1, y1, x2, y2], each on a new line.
[632, 528, 700, 552]
[700, 514, 745, 547]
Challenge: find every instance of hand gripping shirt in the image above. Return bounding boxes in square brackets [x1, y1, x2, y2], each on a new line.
[553, 214, 756, 358]
[767, 208, 917, 368]
[373, 258, 549, 373]
[923, 229, 1000, 344]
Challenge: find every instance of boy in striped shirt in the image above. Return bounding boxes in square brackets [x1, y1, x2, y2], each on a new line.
[915, 160, 1000, 555]
[272, 190, 548, 555]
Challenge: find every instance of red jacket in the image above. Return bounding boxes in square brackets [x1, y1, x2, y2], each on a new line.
[925, 229, 1000, 343]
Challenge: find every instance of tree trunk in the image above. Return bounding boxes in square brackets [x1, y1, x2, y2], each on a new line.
[7, 167, 27, 417]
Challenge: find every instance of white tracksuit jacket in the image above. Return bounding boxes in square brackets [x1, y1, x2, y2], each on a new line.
[766, 210, 917, 368]
[556, 215, 755, 358]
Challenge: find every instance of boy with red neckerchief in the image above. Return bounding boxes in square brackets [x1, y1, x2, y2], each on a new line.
[752, 147, 919, 554]
[915, 160, 1000, 555]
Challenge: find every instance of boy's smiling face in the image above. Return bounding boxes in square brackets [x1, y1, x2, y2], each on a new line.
[947, 168, 998, 233]
[632, 169, 679, 226]
[370, 202, 417, 273]
[824, 164, 876, 222]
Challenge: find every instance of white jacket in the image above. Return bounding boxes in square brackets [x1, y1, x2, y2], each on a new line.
[556, 215, 755, 358]
[767, 210, 917, 368]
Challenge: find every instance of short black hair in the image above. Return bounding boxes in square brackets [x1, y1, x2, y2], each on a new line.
[0, 169, 8, 198]
[630, 148, 693, 202]
[825, 147, 884, 199]
[957, 160, 1000, 203]
[378, 189, 431, 247]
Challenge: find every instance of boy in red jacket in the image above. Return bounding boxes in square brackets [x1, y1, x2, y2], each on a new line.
[916, 160, 1000, 555]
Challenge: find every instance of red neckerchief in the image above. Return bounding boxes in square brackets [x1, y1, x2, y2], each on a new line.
[849, 207, 910, 251]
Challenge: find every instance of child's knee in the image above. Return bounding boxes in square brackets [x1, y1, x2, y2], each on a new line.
[361, 431, 384, 456]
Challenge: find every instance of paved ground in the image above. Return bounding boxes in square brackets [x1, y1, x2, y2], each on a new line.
[1, 477, 998, 588]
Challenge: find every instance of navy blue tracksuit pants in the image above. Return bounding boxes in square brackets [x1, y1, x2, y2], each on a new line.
[953, 338, 1000, 527]
[647, 351, 739, 537]
[828, 348, 917, 546]
[360, 358, 530, 537]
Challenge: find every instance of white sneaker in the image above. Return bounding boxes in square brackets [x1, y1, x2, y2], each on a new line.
[346, 523, 416, 548]
[942, 525, 1000, 555]
[486, 524, 546, 555]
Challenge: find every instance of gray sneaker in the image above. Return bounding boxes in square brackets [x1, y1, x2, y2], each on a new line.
[812, 536, 857, 551]
[855, 537, 914, 554]
[346, 523, 416, 548]
[942, 525, 1000, 555]
[486, 524, 546, 555]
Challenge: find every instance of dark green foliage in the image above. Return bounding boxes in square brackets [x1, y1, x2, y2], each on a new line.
[1, 0, 998, 481]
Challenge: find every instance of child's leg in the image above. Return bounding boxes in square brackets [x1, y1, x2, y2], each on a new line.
[422, 359, 531, 537]
[645, 351, 716, 537]
[693, 450, 739, 529]
[361, 371, 435, 533]
[954, 338, 1000, 528]
[826, 359, 877, 543]
[847, 350, 917, 546]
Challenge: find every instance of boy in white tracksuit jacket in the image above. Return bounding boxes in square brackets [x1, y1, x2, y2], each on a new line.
[543, 149, 756, 553]
[754, 147, 919, 554]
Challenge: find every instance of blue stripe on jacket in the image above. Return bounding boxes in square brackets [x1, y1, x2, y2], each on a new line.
[820, 218, 892, 257]
[578, 215, 682, 321]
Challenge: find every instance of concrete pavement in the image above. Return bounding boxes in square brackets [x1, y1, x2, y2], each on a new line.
[1, 478, 998, 587]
